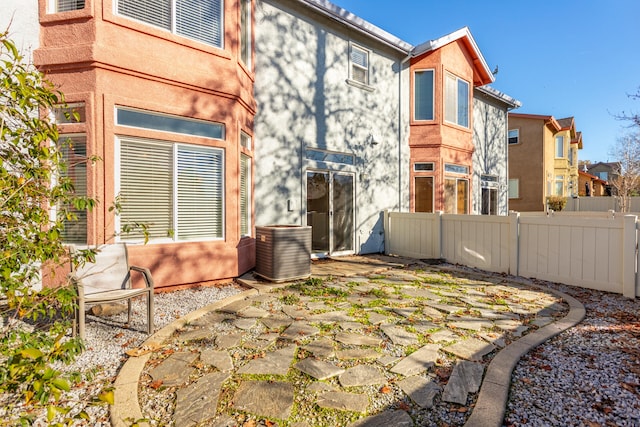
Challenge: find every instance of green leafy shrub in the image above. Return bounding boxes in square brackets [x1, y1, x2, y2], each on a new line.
[546, 195, 567, 211]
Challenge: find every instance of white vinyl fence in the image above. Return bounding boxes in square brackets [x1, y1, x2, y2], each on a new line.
[384, 211, 640, 298]
[564, 196, 640, 214]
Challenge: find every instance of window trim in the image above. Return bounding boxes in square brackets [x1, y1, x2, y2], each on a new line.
[508, 178, 519, 199]
[555, 136, 564, 158]
[508, 129, 519, 145]
[347, 43, 372, 89]
[413, 69, 435, 122]
[444, 72, 470, 128]
[115, 136, 226, 243]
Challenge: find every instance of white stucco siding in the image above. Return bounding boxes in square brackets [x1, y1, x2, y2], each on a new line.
[255, 0, 410, 253]
[472, 91, 509, 216]
[2, 0, 39, 59]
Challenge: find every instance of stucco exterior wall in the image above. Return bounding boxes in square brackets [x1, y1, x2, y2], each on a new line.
[408, 40, 475, 213]
[35, 0, 256, 288]
[254, 0, 410, 255]
[472, 90, 509, 215]
[508, 116, 545, 211]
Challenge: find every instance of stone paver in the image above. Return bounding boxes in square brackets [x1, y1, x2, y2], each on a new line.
[120, 256, 578, 427]
[232, 380, 295, 419]
[174, 371, 230, 426]
[317, 391, 369, 413]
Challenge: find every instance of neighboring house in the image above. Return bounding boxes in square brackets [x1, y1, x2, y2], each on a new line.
[15, 0, 519, 287]
[578, 170, 608, 197]
[587, 162, 619, 196]
[31, 0, 257, 289]
[254, 0, 412, 256]
[472, 86, 521, 215]
[507, 113, 584, 212]
[408, 28, 495, 215]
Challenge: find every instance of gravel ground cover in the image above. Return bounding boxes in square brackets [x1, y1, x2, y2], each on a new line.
[2, 262, 639, 426]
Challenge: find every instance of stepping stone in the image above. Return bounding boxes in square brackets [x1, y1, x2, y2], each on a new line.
[446, 316, 493, 331]
[242, 332, 279, 350]
[392, 307, 418, 318]
[367, 312, 389, 325]
[390, 344, 440, 376]
[401, 287, 439, 299]
[281, 321, 320, 341]
[261, 315, 293, 331]
[233, 318, 257, 330]
[444, 338, 496, 361]
[232, 380, 294, 419]
[335, 332, 382, 347]
[494, 319, 522, 331]
[218, 299, 252, 315]
[339, 365, 386, 387]
[200, 349, 233, 372]
[175, 328, 213, 343]
[237, 345, 296, 376]
[442, 361, 484, 405]
[215, 332, 243, 349]
[336, 348, 381, 360]
[429, 330, 459, 343]
[409, 320, 439, 333]
[209, 414, 236, 427]
[398, 376, 441, 408]
[294, 358, 345, 380]
[306, 301, 328, 311]
[424, 302, 464, 314]
[512, 325, 529, 337]
[420, 306, 445, 320]
[474, 308, 518, 320]
[307, 382, 337, 394]
[190, 312, 233, 327]
[309, 311, 352, 323]
[478, 332, 507, 348]
[380, 325, 418, 346]
[346, 295, 377, 306]
[149, 352, 198, 387]
[531, 317, 553, 327]
[376, 355, 401, 367]
[349, 410, 413, 427]
[174, 371, 230, 427]
[282, 305, 311, 320]
[317, 391, 368, 413]
[237, 306, 270, 318]
[303, 337, 335, 358]
[340, 321, 365, 331]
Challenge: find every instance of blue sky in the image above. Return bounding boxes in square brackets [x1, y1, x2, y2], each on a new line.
[331, 0, 640, 163]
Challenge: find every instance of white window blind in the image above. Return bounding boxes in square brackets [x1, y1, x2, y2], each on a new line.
[56, 0, 85, 12]
[59, 136, 87, 244]
[118, 0, 171, 30]
[350, 45, 369, 84]
[119, 139, 224, 242]
[120, 140, 173, 241]
[177, 145, 223, 240]
[445, 73, 469, 127]
[117, 0, 222, 48]
[240, 154, 250, 236]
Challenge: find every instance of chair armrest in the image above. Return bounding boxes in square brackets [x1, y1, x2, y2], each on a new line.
[129, 265, 155, 290]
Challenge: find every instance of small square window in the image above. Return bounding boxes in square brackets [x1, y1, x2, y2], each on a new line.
[350, 45, 369, 85]
[508, 129, 519, 144]
[240, 131, 251, 150]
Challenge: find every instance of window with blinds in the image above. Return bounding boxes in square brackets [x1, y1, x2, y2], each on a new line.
[119, 138, 224, 242]
[116, 0, 223, 48]
[414, 70, 434, 121]
[240, 154, 250, 236]
[59, 136, 88, 244]
[55, 0, 85, 12]
[350, 44, 369, 85]
[445, 73, 469, 128]
[240, 0, 251, 67]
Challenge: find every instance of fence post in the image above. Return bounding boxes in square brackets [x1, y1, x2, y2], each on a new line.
[622, 215, 638, 298]
[383, 210, 390, 255]
[509, 211, 520, 276]
[435, 211, 443, 259]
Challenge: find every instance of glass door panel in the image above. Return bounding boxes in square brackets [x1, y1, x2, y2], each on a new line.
[332, 173, 354, 253]
[306, 171, 330, 253]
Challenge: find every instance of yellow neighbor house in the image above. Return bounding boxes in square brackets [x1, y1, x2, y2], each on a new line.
[507, 113, 583, 212]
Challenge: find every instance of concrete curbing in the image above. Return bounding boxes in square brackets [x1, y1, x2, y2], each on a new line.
[110, 288, 259, 427]
[464, 284, 586, 427]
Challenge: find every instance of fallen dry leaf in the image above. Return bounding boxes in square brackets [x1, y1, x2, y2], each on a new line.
[380, 386, 392, 394]
[149, 379, 163, 390]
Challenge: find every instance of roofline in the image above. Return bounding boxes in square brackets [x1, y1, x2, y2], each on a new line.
[475, 85, 522, 109]
[412, 27, 494, 85]
[508, 113, 561, 132]
[298, 0, 413, 54]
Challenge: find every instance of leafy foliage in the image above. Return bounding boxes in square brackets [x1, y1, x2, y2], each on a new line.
[546, 195, 566, 212]
[0, 31, 97, 422]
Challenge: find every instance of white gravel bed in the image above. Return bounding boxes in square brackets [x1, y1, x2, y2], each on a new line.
[505, 285, 640, 427]
[0, 283, 243, 426]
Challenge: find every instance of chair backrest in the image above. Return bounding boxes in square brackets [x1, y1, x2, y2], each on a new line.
[74, 244, 131, 295]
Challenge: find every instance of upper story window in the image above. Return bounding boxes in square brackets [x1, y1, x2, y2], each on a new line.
[414, 162, 434, 172]
[445, 73, 469, 128]
[349, 44, 369, 85]
[116, 0, 224, 48]
[508, 129, 519, 144]
[240, 0, 251, 67]
[444, 163, 469, 175]
[555, 136, 564, 158]
[116, 107, 224, 140]
[414, 70, 434, 121]
[52, 0, 85, 12]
